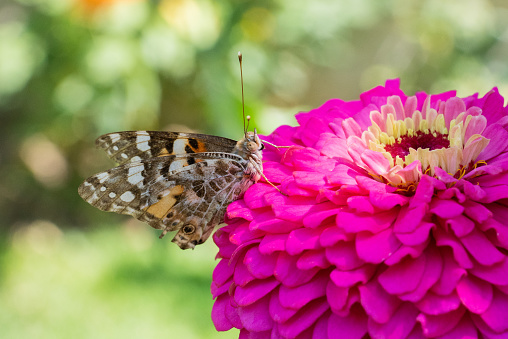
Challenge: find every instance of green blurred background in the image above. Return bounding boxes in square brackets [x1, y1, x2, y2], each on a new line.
[1, 0, 508, 337]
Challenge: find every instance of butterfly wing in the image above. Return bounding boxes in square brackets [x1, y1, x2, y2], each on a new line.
[78, 152, 252, 249]
[96, 131, 238, 165]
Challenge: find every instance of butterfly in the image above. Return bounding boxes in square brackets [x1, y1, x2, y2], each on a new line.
[78, 129, 265, 249]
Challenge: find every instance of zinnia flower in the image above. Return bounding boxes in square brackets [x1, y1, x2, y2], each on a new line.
[211, 79, 508, 338]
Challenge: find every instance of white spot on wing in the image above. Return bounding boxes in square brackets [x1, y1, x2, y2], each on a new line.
[109, 133, 121, 143]
[109, 192, 116, 198]
[112, 146, 119, 151]
[173, 139, 186, 154]
[131, 156, 141, 162]
[127, 164, 144, 185]
[169, 161, 184, 171]
[100, 186, 106, 192]
[121, 153, 128, 159]
[137, 133, 150, 152]
[96, 172, 109, 183]
[120, 191, 135, 202]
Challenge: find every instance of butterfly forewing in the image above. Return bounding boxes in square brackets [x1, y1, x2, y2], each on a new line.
[96, 131, 238, 165]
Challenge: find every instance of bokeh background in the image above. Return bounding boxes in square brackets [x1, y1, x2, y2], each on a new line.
[2, 0, 508, 337]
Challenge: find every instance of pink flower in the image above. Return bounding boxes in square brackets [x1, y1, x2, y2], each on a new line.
[211, 79, 508, 338]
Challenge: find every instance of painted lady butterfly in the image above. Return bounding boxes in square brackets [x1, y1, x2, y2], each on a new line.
[78, 130, 265, 249]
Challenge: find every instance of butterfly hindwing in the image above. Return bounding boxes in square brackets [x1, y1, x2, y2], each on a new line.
[96, 131, 238, 165]
[78, 152, 251, 249]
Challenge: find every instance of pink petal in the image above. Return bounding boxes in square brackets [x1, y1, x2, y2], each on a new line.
[279, 272, 328, 309]
[384, 242, 428, 266]
[472, 313, 508, 339]
[274, 252, 319, 287]
[293, 171, 327, 190]
[415, 291, 461, 315]
[437, 314, 479, 339]
[378, 253, 426, 295]
[459, 228, 505, 266]
[434, 228, 474, 269]
[393, 204, 428, 233]
[213, 258, 234, 286]
[212, 294, 234, 331]
[326, 280, 349, 313]
[327, 308, 368, 339]
[234, 260, 256, 287]
[356, 227, 401, 264]
[262, 162, 293, 184]
[316, 133, 351, 160]
[417, 306, 466, 337]
[225, 300, 243, 329]
[312, 313, 330, 339]
[286, 227, 322, 255]
[361, 149, 392, 175]
[234, 277, 279, 306]
[258, 234, 287, 255]
[431, 248, 467, 295]
[272, 198, 315, 223]
[320, 226, 354, 247]
[244, 183, 277, 209]
[456, 275, 493, 314]
[398, 246, 443, 302]
[303, 203, 342, 228]
[368, 303, 419, 339]
[358, 279, 401, 324]
[250, 211, 300, 234]
[446, 215, 476, 238]
[337, 209, 397, 233]
[347, 196, 375, 213]
[238, 295, 273, 332]
[443, 97, 466, 127]
[278, 298, 329, 338]
[297, 249, 331, 270]
[479, 288, 508, 333]
[326, 241, 364, 270]
[326, 164, 363, 186]
[330, 265, 376, 287]
[228, 200, 254, 221]
[430, 199, 465, 219]
[478, 123, 508, 160]
[395, 222, 434, 246]
[269, 287, 297, 323]
[464, 115, 487, 143]
[244, 247, 277, 279]
[342, 117, 363, 138]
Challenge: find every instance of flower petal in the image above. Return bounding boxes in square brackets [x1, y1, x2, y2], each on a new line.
[368, 303, 419, 339]
[327, 308, 368, 339]
[479, 288, 508, 333]
[356, 227, 401, 264]
[417, 306, 466, 337]
[456, 275, 493, 314]
[359, 279, 401, 324]
[238, 295, 273, 332]
[279, 272, 328, 310]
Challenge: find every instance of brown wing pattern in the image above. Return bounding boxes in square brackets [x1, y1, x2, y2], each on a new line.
[96, 131, 238, 165]
[78, 153, 252, 249]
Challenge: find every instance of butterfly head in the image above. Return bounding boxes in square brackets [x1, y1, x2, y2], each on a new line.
[235, 128, 264, 159]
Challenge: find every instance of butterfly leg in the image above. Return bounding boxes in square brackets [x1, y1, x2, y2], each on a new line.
[248, 156, 287, 196]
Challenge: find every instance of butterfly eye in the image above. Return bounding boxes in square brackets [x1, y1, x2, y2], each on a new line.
[182, 224, 196, 235]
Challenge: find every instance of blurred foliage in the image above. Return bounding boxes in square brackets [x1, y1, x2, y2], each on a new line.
[1, 0, 508, 337]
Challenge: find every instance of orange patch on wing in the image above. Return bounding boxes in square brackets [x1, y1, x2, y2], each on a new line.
[144, 185, 184, 219]
[157, 149, 171, 157]
[191, 140, 207, 153]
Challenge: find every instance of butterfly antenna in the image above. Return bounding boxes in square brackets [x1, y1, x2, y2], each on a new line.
[238, 51, 247, 138]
